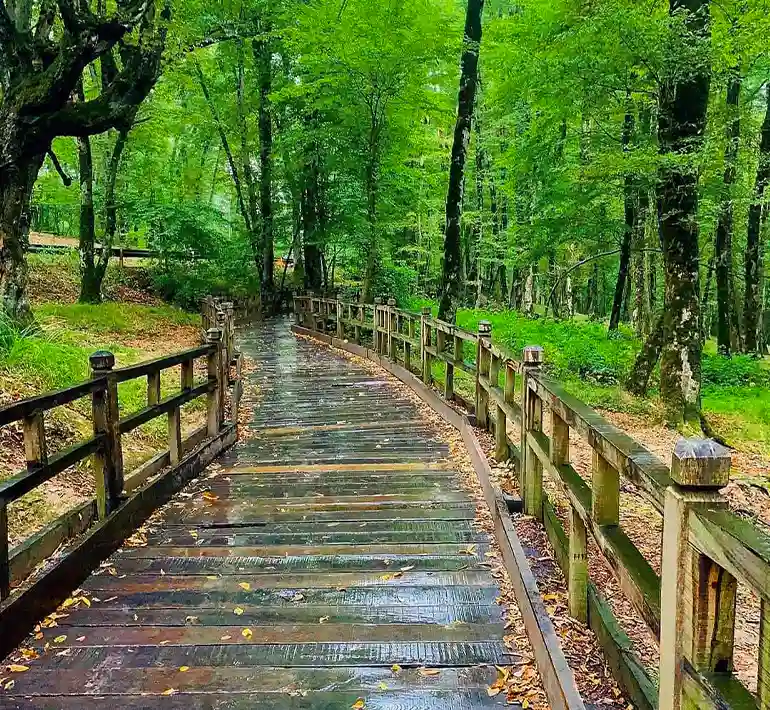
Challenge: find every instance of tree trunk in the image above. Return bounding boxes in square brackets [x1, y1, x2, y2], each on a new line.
[438, 0, 484, 321]
[77, 133, 101, 304]
[632, 189, 650, 336]
[715, 71, 741, 355]
[626, 311, 665, 395]
[744, 85, 770, 354]
[0, 153, 43, 322]
[255, 30, 274, 297]
[657, 0, 711, 425]
[610, 105, 636, 333]
[301, 153, 323, 292]
[361, 143, 379, 303]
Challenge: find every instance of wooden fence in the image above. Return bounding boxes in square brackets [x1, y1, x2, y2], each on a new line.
[295, 294, 770, 710]
[0, 299, 242, 602]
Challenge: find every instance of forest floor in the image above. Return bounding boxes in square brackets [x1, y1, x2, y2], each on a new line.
[0, 254, 203, 548]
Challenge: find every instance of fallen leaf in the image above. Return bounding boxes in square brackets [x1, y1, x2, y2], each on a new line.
[179, 666, 190, 672]
[399, 565, 415, 572]
[7, 665, 28, 673]
[391, 664, 401, 673]
[161, 688, 177, 696]
[53, 635, 67, 644]
[318, 616, 330, 624]
[378, 681, 388, 690]
[233, 607, 244, 615]
[418, 668, 440, 677]
[202, 491, 219, 502]
[220, 635, 232, 641]
[291, 593, 305, 602]
[238, 582, 251, 592]
[351, 699, 366, 709]
[4, 680, 15, 691]
[75, 636, 86, 642]
[242, 628, 253, 639]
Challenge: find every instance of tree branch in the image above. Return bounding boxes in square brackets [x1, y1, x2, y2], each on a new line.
[46, 149, 72, 186]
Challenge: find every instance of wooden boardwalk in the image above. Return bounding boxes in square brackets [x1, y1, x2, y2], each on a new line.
[1, 320, 515, 709]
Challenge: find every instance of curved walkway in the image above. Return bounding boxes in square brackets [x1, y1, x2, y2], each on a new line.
[1, 319, 514, 709]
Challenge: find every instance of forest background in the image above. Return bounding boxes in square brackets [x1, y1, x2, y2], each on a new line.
[1, 0, 770, 461]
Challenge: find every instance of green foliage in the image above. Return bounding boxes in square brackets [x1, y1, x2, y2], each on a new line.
[701, 354, 770, 389]
[374, 265, 419, 307]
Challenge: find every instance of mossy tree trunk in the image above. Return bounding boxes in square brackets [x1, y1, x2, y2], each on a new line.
[0, 1, 169, 321]
[657, 0, 711, 425]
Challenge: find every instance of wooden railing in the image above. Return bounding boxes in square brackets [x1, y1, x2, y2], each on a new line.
[0, 299, 242, 600]
[294, 294, 770, 710]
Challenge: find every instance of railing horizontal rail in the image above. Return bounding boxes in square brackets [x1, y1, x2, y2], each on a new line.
[0, 436, 103, 504]
[119, 380, 214, 435]
[0, 379, 106, 426]
[112, 345, 212, 383]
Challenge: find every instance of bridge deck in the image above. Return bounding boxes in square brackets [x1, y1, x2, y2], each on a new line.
[1, 320, 516, 708]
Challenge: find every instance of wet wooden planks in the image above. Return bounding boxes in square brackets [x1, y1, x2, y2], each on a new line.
[1, 319, 514, 709]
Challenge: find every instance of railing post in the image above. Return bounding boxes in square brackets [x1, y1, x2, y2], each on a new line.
[0, 498, 7, 599]
[494, 358, 508, 463]
[147, 370, 161, 406]
[436, 326, 447, 397]
[336, 300, 344, 339]
[373, 298, 382, 352]
[520, 345, 543, 519]
[217, 311, 229, 419]
[354, 304, 362, 344]
[90, 351, 124, 520]
[475, 321, 491, 429]
[404, 316, 412, 372]
[421, 307, 432, 385]
[206, 328, 223, 437]
[387, 298, 397, 360]
[23, 412, 48, 470]
[659, 439, 734, 710]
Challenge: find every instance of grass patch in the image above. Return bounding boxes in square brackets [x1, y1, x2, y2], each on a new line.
[36, 302, 198, 339]
[405, 299, 770, 456]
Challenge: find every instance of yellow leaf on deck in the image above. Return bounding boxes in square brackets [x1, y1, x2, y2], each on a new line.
[291, 593, 305, 602]
[53, 636, 67, 644]
[242, 628, 253, 639]
[161, 688, 176, 696]
[4, 680, 15, 691]
[202, 491, 219, 501]
[7, 665, 28, 673]
[391, 664, 401, 673]
[238, 582, 251, 592]
[351, 699, 366, 709]
[399, 565, 415, 572]
[233, 607, 244, 615]
[378, 682, 388, 690]
[179, 666, 190, 673]
[418, 668, 440, 677]
[318, 616, 330, 624]
[220, 635, 232, 641]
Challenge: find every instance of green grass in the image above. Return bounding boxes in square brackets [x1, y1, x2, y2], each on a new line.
[0, 303, 201, 426]
[406, 298, 770, 456]
[36, 302, 198, 339]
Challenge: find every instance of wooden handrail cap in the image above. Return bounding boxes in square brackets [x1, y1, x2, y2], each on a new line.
[90, 351, 115, 371]
[206, 328, 222, 342]
[671, 437, 731, 487]
[522, 345, 544, 364]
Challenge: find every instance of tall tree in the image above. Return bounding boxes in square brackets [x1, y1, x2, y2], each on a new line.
[657, 0, 711, 425]
[744, 83, 770, 354]
[255, 22, 275, 297]
[0, 0, 170, 321]
[714, 69, 742, 355]
[438, 0, 484, 321]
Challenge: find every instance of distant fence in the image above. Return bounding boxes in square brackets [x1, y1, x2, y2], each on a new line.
[294, 294, 770, 710]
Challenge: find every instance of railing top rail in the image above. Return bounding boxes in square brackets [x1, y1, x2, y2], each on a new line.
[0, 378, 107, 427]
[529, 373, 673, 512]
[112, 345, 213, 383]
